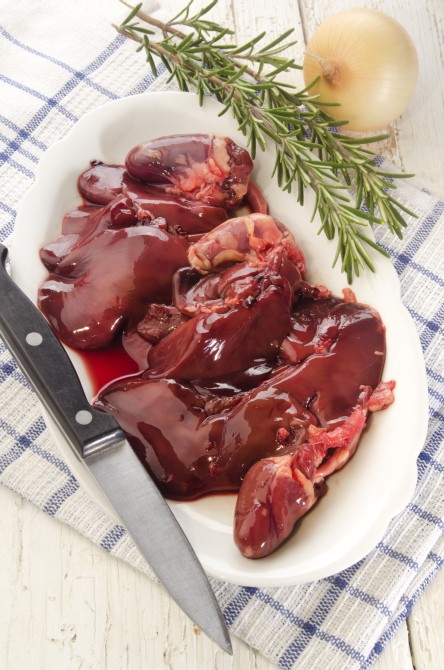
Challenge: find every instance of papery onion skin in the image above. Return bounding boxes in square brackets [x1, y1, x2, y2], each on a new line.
[302, 8, 419, 131]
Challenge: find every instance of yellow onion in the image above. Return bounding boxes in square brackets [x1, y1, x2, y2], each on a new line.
[303, 8, 418, 131]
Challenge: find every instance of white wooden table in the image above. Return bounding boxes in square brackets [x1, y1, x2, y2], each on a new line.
[1, 0, 443, 668]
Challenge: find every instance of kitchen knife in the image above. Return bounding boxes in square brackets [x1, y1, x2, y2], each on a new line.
[0, 244, 232, 654]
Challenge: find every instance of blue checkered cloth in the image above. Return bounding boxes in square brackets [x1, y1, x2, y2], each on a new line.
[0, 2, 443, 668]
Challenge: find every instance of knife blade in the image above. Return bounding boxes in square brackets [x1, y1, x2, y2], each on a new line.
[0, 244, 231, 654]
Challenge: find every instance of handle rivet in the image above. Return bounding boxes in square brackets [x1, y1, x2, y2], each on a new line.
[75, 410, 93, 425]
[26, 332, 43, 346]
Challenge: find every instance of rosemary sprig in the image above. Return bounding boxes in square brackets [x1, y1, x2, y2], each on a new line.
[115, 0, 417, 282]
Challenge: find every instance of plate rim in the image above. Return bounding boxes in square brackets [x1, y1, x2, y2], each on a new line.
[11, 90, 429, 586]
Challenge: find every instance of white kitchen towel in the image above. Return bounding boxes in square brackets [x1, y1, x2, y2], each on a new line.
[0, 2, 443, 669]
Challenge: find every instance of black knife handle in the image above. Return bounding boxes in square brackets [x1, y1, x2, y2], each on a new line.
[0, 245, 124, 457]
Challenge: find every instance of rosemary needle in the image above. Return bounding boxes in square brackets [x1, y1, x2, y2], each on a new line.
[115, 0, 417, 283]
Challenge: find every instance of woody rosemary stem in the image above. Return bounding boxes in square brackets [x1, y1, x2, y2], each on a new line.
[114, 0, 417, 283]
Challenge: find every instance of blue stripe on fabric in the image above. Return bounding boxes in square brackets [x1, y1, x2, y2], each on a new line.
[0, 131, 40, 164]
[429, 407, 444, 428]
[415, 413, 444, 480]
[0, 154, 35, 179]
[376, 243, 444, 289]
[43, 476, 79, 515]
[0, 201, 16, 217]
[277, 559, 365, 668]
[127, 70, 160, 95]
[223, 562, 373, 665]
[364, 555, 443, 668]
[399, 256, 444, 288]
[418, 450, 444, 475]
[0, 342, 30, 379]
[0, 220, 14, 242]
[0, 357, 31, 387]
[0, 412, 46, 440]
[429, 384, 444, 408]
[0, 25, 123, 102]
[223, 586, 257, 626]
[254, 584, 366, 668]
[373, 155, 385, 167]
[427, 366, 444, 389]
[100, 524, 126, 551]
[0, 35, 124, 167]
[404, 199, 444, 251]
[407, 305, 443, 353]
[0, 113, 48, 151]
[0, 177, 18, 241]
[408, 503, 444, 530]
[326, 574, 392, 618]
[374, 200, 444, 282]
[376, 542, 420, 570]
[428, 552, 444, 567]
[0, 74, 79, 122]
[407, 306, 442, 335]
[421, 414, 443, 450]
[0, 416, 72, 477]
[0, 360, 16, 378]
[391, 200, 444, 266]
[0, 384, 78, 513]
[0, 359, 77, 517]
[0, 24, 80, 70]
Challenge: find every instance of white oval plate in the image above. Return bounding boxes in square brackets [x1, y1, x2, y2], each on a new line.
[12, 92, 428, 586]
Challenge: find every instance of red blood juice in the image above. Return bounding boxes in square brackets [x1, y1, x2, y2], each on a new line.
[79, 343, 139, 396]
